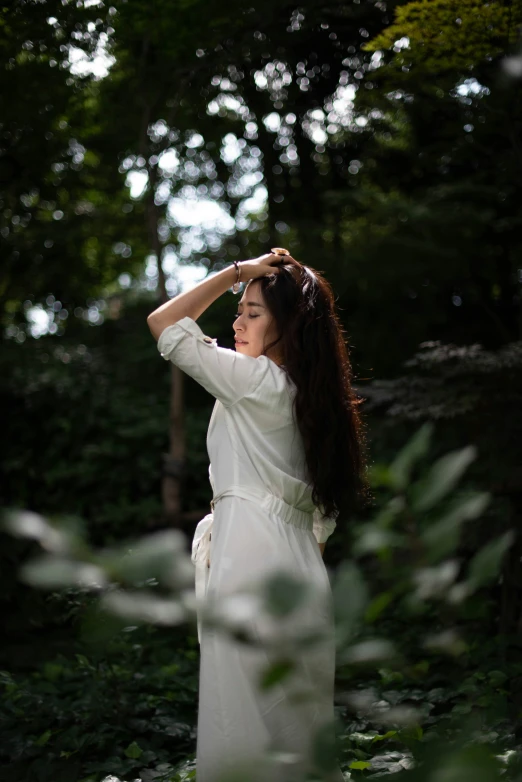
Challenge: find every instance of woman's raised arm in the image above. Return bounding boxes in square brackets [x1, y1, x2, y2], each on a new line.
[146, 254, 281, 340]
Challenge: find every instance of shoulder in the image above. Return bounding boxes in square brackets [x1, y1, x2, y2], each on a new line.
[242, 356, 296, 410]
[256, 356, 293, 386]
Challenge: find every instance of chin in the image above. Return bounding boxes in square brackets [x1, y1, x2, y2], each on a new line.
[235, 344, 255, 357]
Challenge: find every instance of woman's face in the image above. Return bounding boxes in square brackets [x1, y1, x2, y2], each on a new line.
[233, 282, 282, 365]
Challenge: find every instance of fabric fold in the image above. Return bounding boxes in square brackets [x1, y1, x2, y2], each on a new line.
[191, 511, 213, 644]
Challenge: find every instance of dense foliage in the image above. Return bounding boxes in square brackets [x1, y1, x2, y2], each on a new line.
[2, 0, 522, 779]
[3, 424, 522, 781]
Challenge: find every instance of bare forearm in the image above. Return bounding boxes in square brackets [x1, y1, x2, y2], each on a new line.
[147, 263, 238, 340]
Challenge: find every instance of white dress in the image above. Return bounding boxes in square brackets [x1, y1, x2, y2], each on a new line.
[157, 316, 343, 782]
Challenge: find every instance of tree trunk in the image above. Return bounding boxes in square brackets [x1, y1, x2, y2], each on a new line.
[162, 362, 185, 526]
[146, 171, 185, 527]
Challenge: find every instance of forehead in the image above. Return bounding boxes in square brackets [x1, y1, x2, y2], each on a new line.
[238, 285, 265, 307]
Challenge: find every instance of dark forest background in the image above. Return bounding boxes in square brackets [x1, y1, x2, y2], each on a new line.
[1, 1, 522, 780]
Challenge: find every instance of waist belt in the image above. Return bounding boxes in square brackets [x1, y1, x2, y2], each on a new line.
[210, 484, 314, 531]
[191, 485, 314, 644]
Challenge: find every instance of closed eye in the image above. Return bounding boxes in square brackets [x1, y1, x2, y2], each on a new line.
[234, 313, 259, 319]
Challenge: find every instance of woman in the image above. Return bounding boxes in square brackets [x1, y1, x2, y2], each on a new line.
[147, 249, 369, 782]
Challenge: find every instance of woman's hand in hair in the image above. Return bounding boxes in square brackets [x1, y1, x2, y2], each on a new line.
[239, 254, 283, 281]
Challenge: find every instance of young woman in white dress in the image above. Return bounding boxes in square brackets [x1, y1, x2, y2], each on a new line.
[147, 249, 369, 782]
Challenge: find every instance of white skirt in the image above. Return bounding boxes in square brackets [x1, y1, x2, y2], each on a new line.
[191, 487, 344, 782]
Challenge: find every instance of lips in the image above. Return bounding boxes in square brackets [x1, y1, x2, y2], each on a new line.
[235, 339, 248, 344]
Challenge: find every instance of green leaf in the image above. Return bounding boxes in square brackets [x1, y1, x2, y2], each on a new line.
[263, 572, 309, 618]
[421, 492, 491, 560]
[259, 658, 295, 690]
[367, 463, 394, 488]
[353, 524, 406, 557]
[43, 662, 64, 681]
[467, 530, 515, 588]
[349, 760, 372, 770]
[372, 730, 398, 742]
[20, 557, 107, 589]
[410, 445, 477, 512]
[2, 509, 84, 555]
[124, 741, 143, 759]
[397, 723, 424, 745]
[388, 422, 434, 491]
[310, 719, 341, 772]
[107, 530, 187, 585]
[34, 729, 52, 746]
[75, 654, 92, 668]
[339, 639, 396, 666]
[488, 670, 508, 686]
[370, 497, 407, 529]
[332, 561, 369, 641]
[365, 591, 394, 623]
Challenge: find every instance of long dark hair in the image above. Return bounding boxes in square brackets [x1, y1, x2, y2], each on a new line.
[250, 252, 371, 521]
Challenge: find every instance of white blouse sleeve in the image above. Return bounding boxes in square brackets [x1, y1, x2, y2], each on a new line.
[312, 506, 338, 544]
[157, 316, 268, 407]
